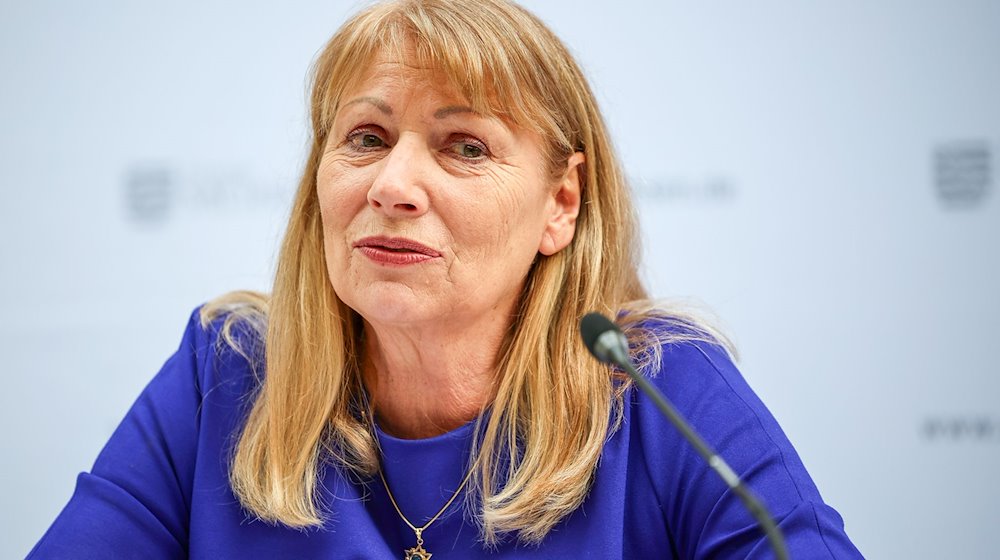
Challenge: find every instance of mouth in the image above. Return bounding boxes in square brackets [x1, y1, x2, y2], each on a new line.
[352, 236, 441, 265]
[353, 236, 440, 256]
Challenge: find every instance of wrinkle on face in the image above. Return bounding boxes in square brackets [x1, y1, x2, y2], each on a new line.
[316, 50, 558, 334]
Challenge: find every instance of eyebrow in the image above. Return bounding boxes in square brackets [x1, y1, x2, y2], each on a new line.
[342, 96, 393, 115]
[340, 98, 480, 120]
[434, 105, 478, 119]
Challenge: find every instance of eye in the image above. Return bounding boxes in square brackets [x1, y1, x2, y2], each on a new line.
[359, 133, 384, 148]
[448, 138, 488, 160]
[345, 127, 388, 151]
[458, 144, 483, 158]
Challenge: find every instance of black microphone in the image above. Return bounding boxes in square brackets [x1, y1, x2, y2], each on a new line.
[579, 312, 789, 560]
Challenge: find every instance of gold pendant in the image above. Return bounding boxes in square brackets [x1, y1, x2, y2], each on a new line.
[404, 543, 432, 560]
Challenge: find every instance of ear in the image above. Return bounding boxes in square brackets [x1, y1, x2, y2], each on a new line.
[538, 151, 585, 256]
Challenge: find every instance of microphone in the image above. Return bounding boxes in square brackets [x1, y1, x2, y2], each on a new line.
[579, 312, 789, 560]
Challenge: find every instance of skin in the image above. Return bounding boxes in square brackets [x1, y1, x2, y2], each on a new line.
[316, 52, 584, 438]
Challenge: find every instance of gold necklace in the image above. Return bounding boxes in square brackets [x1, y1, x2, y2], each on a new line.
[378, 463, 475, 560]
[363, 405, 477, 560]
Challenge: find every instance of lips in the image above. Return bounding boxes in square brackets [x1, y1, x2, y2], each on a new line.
[353, 236, 441, 265]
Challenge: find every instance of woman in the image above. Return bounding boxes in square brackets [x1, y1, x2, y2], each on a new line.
[31, 0, 863, 558]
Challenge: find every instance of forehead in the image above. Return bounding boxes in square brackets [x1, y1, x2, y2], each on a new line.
[345, 52, 454, 96]
[336, 70, 475, 132]
[335, 45, 512, 123]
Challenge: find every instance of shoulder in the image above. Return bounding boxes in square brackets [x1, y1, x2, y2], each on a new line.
[195, 292, 268, 362]
[191, 292, 269, 386]
[130, 301, 266, 420]
[617, 309, 756, 416]
[30, 304, 266, 556]
[624, 320, 823, 506]
[111, 301, 266, 446]
[619, 316, 862, 557]
[96, 301, 266, 500]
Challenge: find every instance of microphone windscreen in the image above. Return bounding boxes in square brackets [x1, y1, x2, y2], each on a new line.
[579, 312, 619, 358]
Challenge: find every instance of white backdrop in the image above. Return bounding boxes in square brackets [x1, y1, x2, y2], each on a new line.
[2, 1, 998, 558]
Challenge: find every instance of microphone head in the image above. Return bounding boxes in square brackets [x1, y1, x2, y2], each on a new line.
[579, 312, 623, 364]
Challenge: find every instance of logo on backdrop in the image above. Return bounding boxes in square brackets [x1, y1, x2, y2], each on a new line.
[922, 416, 1000, 442]
[934, 140, 992, 208]
[631, 175, 737, 203]
[123, 162, 290, 226]
[124, 165, 173, 225]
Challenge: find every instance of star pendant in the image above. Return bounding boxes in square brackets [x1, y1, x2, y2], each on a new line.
[404, 544, 431, 560]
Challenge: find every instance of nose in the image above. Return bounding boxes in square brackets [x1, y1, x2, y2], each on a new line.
[367, 136, 430, 218]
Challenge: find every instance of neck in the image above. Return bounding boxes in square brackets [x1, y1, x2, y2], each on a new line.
[362, 313, 511, 439]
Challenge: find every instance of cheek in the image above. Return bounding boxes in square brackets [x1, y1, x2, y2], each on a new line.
[449, 179, 549, 274]
[316, 161, 374, 297]
[317, 159, 370, 232]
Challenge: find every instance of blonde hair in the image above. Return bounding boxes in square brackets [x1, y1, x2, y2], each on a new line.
[202, 0, 731, 545]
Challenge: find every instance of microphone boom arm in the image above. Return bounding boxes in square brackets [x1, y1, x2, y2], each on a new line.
[620, 354, 789, 560]
[582, 313, 789, 560]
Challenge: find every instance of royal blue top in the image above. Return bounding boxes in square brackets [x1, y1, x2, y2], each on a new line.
[30, 309, 863, 558]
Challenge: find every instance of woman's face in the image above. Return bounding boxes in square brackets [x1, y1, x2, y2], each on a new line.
[316, 53, 581, 330]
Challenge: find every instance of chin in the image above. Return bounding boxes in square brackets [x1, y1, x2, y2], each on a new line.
[338, 281, 441, 327]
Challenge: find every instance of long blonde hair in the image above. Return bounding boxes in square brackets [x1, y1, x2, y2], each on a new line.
[202, 0, 730, 544]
